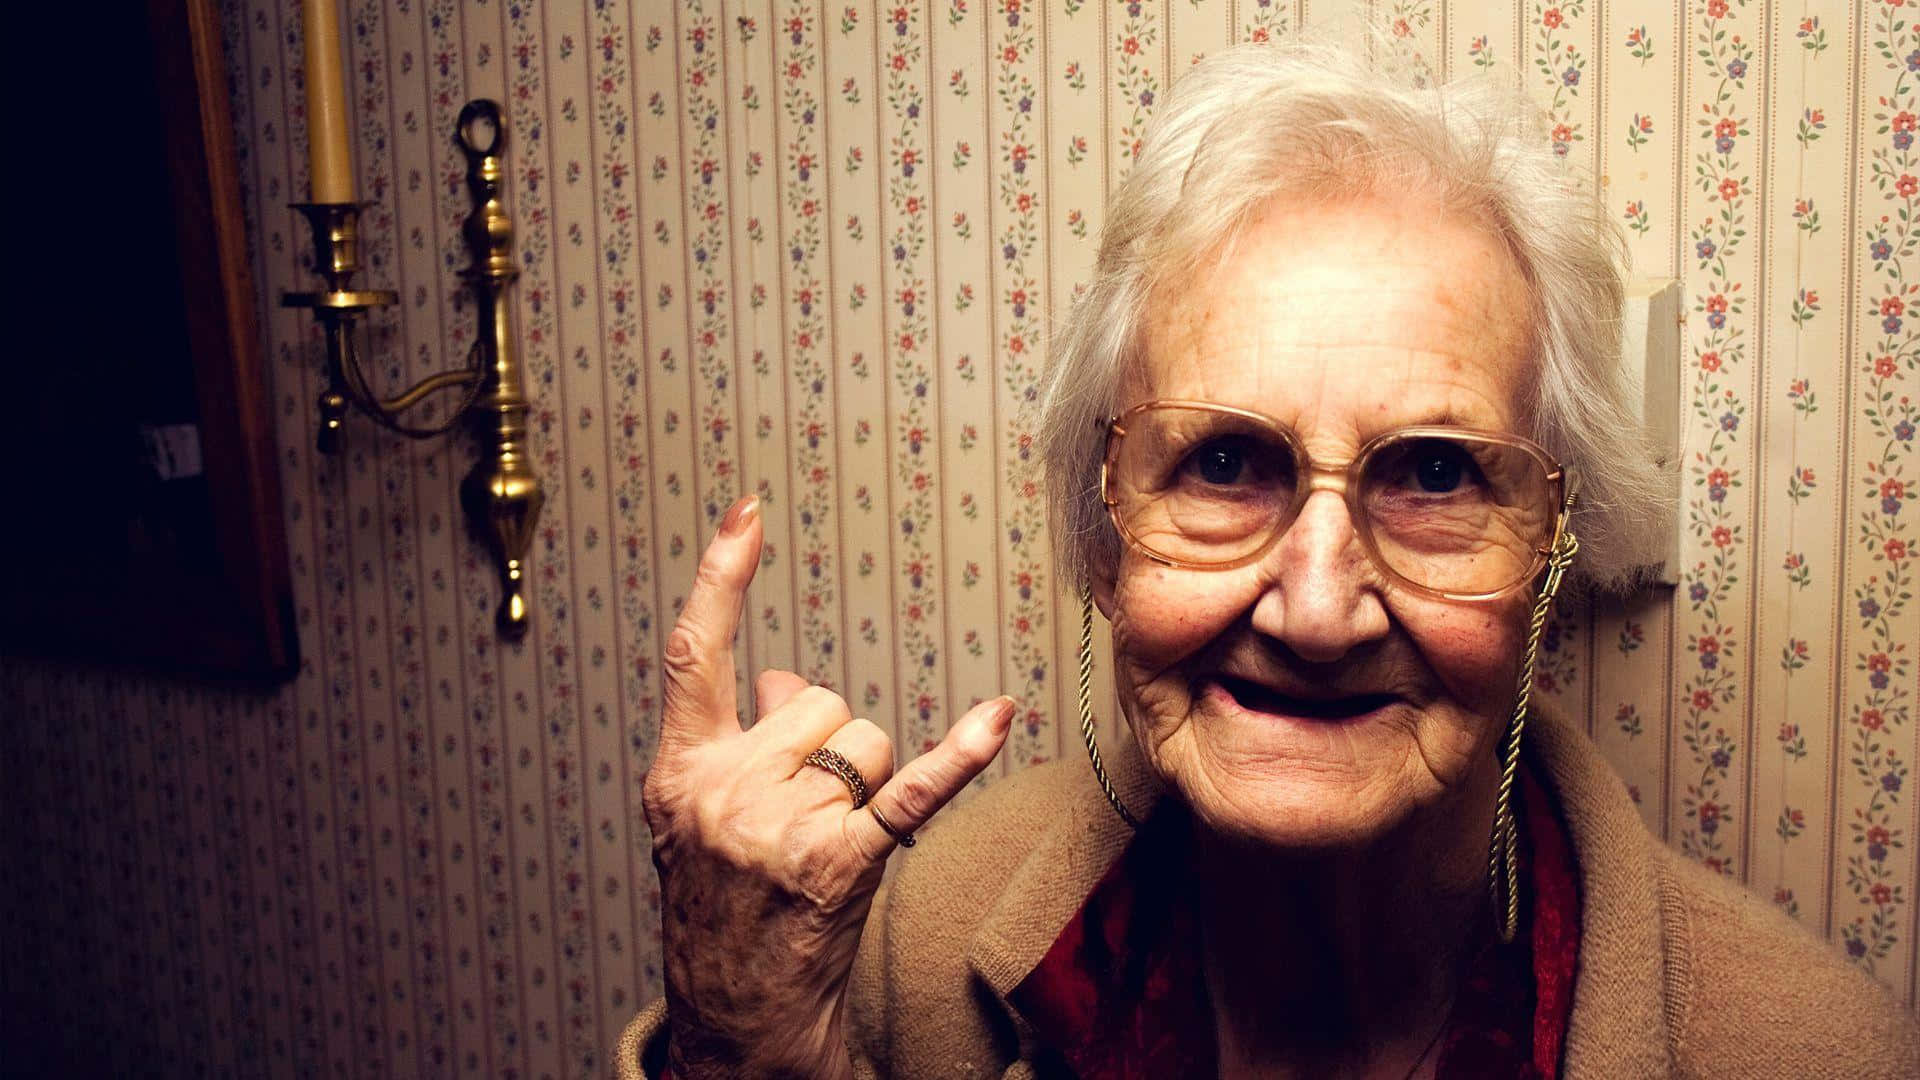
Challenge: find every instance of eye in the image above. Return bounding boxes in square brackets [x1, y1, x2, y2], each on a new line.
[1194, 440, 1245, 485]
[1414, 448, 1466, 493]
[1377, 438, 1487, 498]
[1157, 427, 1292, 495]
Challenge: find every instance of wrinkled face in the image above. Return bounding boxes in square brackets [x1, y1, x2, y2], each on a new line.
[1096, 194, 1538, 851]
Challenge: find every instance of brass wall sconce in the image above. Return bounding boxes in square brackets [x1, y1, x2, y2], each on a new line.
[284, 100, 544, 640]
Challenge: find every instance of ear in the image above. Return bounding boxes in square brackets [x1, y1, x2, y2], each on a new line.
[1088, 554, 1118, 621]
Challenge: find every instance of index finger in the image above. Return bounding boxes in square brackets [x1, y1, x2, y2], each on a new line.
[660, 496, 762, 744]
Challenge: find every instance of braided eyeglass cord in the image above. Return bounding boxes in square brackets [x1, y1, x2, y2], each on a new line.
[1078, 581, 1142, 829]
[1489, 528, 1581, 943]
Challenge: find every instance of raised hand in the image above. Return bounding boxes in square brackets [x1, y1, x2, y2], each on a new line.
[642, 496, 1014, 1078]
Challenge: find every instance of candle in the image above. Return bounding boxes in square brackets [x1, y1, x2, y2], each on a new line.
[303, 0, 355, 202]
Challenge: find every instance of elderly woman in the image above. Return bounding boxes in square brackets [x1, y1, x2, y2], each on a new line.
[624, 41, 1916, 1079]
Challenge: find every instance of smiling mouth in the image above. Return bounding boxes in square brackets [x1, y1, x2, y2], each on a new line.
[1213, 675, 1401, 721]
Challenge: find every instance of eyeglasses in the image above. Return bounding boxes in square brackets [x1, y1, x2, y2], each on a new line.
[1100, 400, 1576, 602]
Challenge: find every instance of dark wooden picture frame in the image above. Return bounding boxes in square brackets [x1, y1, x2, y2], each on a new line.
[3, 0, 296, 681]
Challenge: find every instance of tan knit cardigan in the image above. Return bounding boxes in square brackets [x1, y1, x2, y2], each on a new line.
[619, 705, 1919, 1077]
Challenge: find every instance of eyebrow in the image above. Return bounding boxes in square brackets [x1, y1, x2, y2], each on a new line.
[1373, 405, 1502, 432]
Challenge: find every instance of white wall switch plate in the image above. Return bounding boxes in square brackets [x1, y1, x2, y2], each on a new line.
[1619, 277, 1682, 587]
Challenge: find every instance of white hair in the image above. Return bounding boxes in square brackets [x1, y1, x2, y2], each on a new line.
[1039, 38, 1663, 595]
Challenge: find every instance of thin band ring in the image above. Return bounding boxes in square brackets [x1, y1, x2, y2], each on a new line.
[802, 747, 870, 808]
[868, 804, 916, 848]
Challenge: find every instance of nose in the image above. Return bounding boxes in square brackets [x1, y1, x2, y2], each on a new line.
[1247, 488, 1391, 662]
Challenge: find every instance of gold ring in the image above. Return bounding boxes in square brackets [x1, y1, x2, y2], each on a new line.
[868, 804, 916, 848]
[803, 747, 870, 808]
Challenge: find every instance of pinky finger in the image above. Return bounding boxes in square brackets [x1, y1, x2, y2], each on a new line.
[845, 696, 1014, 862]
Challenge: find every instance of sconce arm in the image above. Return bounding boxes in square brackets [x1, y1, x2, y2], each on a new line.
[378, 365, 482, 415]
[332, 326, 486, 440]
[282, 205, 488, 444]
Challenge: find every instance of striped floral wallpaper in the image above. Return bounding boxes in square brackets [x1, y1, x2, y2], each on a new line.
[1, 1, 1915, 1076]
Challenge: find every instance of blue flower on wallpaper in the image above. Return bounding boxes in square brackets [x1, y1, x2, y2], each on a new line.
[1690, 581, 1709, 604]
[1861, 596, 1882, 620]
[1886, 314, 1904, 334]
[1726, 58, 1746, 79]
[1908, 47, 1920, 72]
[1562, 67, 1580, 87]
[1720, 412, 1739, 432]
[1897, 130, 1914, 151]
[1883, 772, 1902, 794]
[1873, 238, 1893, 261]
[1896, 419, 1915, 442]
[1697, 237, 1717, 260]
[1716, 135, 1734, 153]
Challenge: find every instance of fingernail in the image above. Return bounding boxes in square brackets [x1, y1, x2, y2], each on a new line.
[720, 495, 760, 536]
[989, 696, 1015, 733]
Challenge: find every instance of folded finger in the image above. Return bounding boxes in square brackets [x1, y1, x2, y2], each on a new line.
[660, 496, 762, 746]
[751, 684, 855, 764]
[754, 669, 811, 724]
[794, 718, 895, 806]
[847, 697, 1014, 861]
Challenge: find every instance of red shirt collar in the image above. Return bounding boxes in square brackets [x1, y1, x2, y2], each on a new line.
[1009, 761, 1582, 1079]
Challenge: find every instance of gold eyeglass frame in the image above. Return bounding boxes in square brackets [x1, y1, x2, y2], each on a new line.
[1099, 399, 1576, 603]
